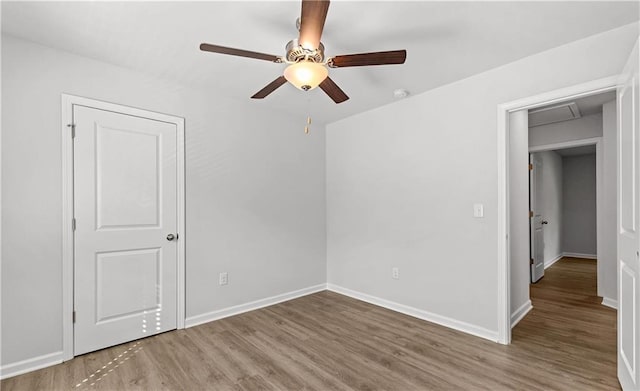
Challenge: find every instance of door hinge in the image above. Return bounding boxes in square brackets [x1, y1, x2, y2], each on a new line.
[72, 218, 76, 231]
[73, 310, 76, 323]
[67, 123, 76, 138]
[529, 211, 534, 218]
[529, 163, 533, 170]
[530, 258, 534, 265]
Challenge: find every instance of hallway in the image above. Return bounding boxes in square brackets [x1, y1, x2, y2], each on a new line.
[513, 257, 618, 389]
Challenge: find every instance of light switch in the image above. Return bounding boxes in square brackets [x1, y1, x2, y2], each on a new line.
[473, 203, 484, 218]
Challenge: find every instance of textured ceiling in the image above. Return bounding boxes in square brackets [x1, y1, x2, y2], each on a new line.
[2, 1, 638, 123]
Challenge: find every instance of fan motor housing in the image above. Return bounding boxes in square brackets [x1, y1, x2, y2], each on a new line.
[286, 39, 325, 63]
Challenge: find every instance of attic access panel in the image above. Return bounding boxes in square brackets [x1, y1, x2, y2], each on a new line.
[529, 102, 581, 127]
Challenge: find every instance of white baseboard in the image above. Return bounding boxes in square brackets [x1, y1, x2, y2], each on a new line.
[0, 351, 63, 380]
[602, 297, 618, 310]
[326, 284, 498, 342]
[511, 300, 533, 328]
[185, 284, 327, 328]
[544, 254, 564, 269]
[562, 252, 597, 260]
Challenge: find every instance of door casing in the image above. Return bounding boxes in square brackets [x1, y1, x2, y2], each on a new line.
[497, 76, 618, 345]
[61, 94, 186, 361]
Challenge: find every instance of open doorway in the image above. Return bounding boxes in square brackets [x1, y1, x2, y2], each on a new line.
[516, 91, 617, 320]
[511, 91, 617, 327]
[530, 144, 597, 282]
[497, 42, 640, 388]
[506, 90, 618, 381]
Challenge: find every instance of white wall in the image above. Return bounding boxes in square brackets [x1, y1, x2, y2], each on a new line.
[529, 113, 603, 147]
[533, 151, 564, 266]
[562, 154, 597, 255]
[509, 111, 530, 318]
[326, 23, 638, 337]
[1, 35, 327, 367]
[601, 100, 618, 303]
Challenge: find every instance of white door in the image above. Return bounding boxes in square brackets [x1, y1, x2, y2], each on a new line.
[530, 153, 545, 283]
[618, 38, 640, 390]
[74, 105, 178, 356]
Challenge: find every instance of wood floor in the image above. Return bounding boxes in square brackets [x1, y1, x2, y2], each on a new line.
[2, 257, 617, 390]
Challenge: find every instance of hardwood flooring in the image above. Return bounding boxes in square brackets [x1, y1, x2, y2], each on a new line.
[2, 257, 617, 390]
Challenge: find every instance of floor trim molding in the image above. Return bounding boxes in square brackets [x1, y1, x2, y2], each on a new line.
[326, 284, 498, 342]
[544, 254, 564, 269]
[511, 300, 533, 328]
[562, 252, 597, 260]
[185, 284, 327, 328]
[602, 297, 618, 310]
[0, 351, 63, 380]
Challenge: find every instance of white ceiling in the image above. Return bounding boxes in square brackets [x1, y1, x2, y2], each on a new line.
[2, 1, 638, 123]
[572, 91, 617, 116]
[556, 144, 596, 157]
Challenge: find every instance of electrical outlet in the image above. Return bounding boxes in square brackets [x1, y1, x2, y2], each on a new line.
[392, 267, 399, 280]
[219, 272, 228, 285]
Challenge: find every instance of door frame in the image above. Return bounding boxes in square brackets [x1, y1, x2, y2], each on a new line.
[496, 75, 618, 344]
[528, 137, 603, 294]
[60, 94, 186, 361]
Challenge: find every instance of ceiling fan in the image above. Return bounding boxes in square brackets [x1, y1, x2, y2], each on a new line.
[200, 0, 407, 104]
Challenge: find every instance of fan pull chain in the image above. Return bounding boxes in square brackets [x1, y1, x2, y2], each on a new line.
[305, 116, 311, 134]
[304, 97, 312, 135]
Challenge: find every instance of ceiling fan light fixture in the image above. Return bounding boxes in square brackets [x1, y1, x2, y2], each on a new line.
[284, 61, 328, 91]
[200, 0, 406, 104]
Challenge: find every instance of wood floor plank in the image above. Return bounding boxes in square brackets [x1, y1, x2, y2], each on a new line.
[1, 257, 618, 390]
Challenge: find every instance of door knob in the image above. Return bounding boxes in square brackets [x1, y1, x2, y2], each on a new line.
[542, 221, 548, 225]
[166, 233, 176, 241]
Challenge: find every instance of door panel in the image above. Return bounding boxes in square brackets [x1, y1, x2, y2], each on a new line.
[96, 126, 161, 229]
[618, 38, 640, 390]
[74, 105, 177, 356]
[620, 76, 637, 234]
[530, 153, 545, 283]
[95, 248, 161, 323]
[620, 261, 636, 380]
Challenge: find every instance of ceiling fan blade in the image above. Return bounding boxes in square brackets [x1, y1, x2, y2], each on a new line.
[298, 0, 330, 50]
[319, 77, 349, 104]
[200, 43, 281, 62]
[328, 50, 407, 68]
[251, 76, 288, 99]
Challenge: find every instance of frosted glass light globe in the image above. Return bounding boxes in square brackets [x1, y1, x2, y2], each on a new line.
[284, 61, 329, 91]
